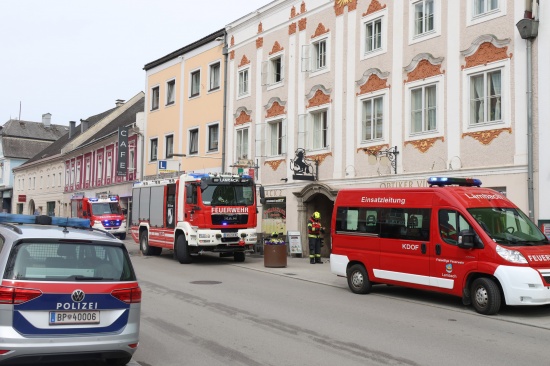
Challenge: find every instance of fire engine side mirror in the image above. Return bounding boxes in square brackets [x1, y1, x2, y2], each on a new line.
[259, 186, 266, 205]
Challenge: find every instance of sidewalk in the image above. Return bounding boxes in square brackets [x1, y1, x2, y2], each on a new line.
[233, 254, 348, 289]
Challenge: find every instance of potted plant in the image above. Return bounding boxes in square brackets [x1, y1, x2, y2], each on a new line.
[264, 232, 287, 267]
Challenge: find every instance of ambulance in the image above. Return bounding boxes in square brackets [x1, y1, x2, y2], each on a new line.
[330, 177, 550, 315]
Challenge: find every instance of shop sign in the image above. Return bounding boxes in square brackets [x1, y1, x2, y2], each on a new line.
[18, 195, 26, 202]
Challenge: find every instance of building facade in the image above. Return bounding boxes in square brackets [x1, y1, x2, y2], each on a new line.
[224, 0, 545, 256]
[12, 93, 144, 217]
[1, 114, 68, 214]
[143, 29, 227, 178]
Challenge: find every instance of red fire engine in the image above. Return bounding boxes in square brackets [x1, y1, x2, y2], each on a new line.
[70, 193, 127, 240]
[130, 172, 264, 263]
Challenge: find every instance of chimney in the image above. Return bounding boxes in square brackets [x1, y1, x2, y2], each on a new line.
[69, 121, 76, 139]
[42, 113, 51, 127]
[80, 119, 89, 133]
[115, 99, 125, 107]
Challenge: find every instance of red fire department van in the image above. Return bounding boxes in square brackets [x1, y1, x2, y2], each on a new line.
[131, 172, 263, 264]
[70, 193, 127, 240]
[330, 177, 550, 315]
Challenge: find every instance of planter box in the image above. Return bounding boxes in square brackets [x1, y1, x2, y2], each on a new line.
[264, 244, 287, 268]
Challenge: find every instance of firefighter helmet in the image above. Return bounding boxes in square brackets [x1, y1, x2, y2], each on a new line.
[313, 212, 321, 219]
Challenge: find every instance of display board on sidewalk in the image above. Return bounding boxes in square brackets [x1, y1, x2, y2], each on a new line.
[287, 231, 302, 255]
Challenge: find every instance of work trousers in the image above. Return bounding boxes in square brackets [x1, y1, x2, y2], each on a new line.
[308, 237, 322, 258]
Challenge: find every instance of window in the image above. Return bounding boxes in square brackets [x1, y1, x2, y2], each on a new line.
[166, 80, 175, 105]
[238, 68, 249, 97]
[473, 0, 498, 16]
[129, 149, 135, 172]
[335, 206, 431, 241]
[209, 62, 220, 91]
[311, 110, 328, 150]
[268, 119, 285, 156]
[411, 84, 437, 134]
[208, 124, 219, 152]
[270, 56, 283, 84]
[365, 18, 382, 52]
[189, 129, 199, 155]
[470, 69, 501, 125]
[76, 165, 80, 185]
[190, 70, 200, 97]
[413, 0, 434, 36]
[236, 128, 249, 160]
[150, 138, 158, 161]
[151, 86, 160, 110]
[165, 135, 174, 157]
[362, 96, 384, 141]
[85, 162, 90, 183]
[97, 159, 103, 180]
[313, 39, 326, 71]
[106, 157, 112, 178]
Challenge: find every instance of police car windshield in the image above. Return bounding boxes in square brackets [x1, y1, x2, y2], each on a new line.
[5, 242, 135, 282]
[91, 202, 122, 215]
[201, 184, 254, 206]
[467, 207, 548, 246]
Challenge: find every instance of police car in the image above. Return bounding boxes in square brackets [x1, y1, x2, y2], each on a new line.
[0, 213, 140, 365]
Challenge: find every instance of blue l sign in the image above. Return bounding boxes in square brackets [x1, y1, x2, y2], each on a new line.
[158, 160, 167, 170]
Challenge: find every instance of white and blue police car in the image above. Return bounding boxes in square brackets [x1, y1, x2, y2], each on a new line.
[0, 213, 141, 365]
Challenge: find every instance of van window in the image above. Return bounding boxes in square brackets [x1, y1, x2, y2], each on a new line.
[439, 210, 474, 245]
[469, 207, 547, 245]
[379, 208, 431, 241]
[336, 207, 430, 240]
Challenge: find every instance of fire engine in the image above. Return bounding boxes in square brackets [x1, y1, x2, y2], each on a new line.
[130, 172, 264, 263]
[70, 193, 127, 240]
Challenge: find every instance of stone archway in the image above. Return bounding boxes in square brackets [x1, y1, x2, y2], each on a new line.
[293, 183, 338, 258]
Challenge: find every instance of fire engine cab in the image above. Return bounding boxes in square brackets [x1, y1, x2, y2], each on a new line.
[70, 193, 127, 240]
[330, 177, 550, 315]
[131, 172, 263, 264]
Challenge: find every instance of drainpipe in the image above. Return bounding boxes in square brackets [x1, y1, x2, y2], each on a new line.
[516, 3, 539, 221]
[221, 33, 229, 172]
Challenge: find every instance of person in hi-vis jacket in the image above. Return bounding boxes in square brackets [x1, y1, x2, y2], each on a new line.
[307, 212, 325, 264]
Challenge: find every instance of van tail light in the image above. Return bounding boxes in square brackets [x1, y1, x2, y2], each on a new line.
[111, 287, 142, 304]
[0, 286, 42, 304]
[0, 350, 12, 355]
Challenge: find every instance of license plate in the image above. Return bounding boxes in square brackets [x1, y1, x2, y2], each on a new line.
[49, 311, 100, 325]
[223, 232, 239, 238]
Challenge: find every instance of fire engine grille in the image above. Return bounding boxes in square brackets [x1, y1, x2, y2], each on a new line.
[212, 214, 249, 225]
[102, 220, 121, 228]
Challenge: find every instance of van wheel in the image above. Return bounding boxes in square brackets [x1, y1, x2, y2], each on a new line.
[175, 235, 192, 264]
[118, 233, 126, 240]
[234, 251, 246, 262]
[140, 231, 161, 256]
[347, 264, 372, 294]
[471, 278, 501, 315]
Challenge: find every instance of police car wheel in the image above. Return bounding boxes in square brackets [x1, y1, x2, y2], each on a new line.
[471, 277, 501, 315]
[175, 235, 192, 264]
[347, 264, 372, 294]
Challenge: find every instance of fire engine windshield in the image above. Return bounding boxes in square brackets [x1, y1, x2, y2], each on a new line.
[468, 207, 548, 246]
[91, 202, 122, 215]
[201, 184, 254, 206]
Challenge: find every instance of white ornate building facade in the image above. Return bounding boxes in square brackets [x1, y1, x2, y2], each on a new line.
[223, 0, 547, 254]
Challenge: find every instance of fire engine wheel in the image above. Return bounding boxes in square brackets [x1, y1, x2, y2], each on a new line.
[347, 264, 372, 294]
[471, 277, 501, 315]
[234, 251, 246, 262]
[175, 235, 192, 264]
[140, 231, 161, 256]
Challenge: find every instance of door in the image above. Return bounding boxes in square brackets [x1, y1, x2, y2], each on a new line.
[376, 206, 432, 286]
[429, 209, 478, 294]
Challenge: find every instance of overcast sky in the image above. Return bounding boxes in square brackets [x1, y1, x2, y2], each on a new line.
[0, 0, 268, 126]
